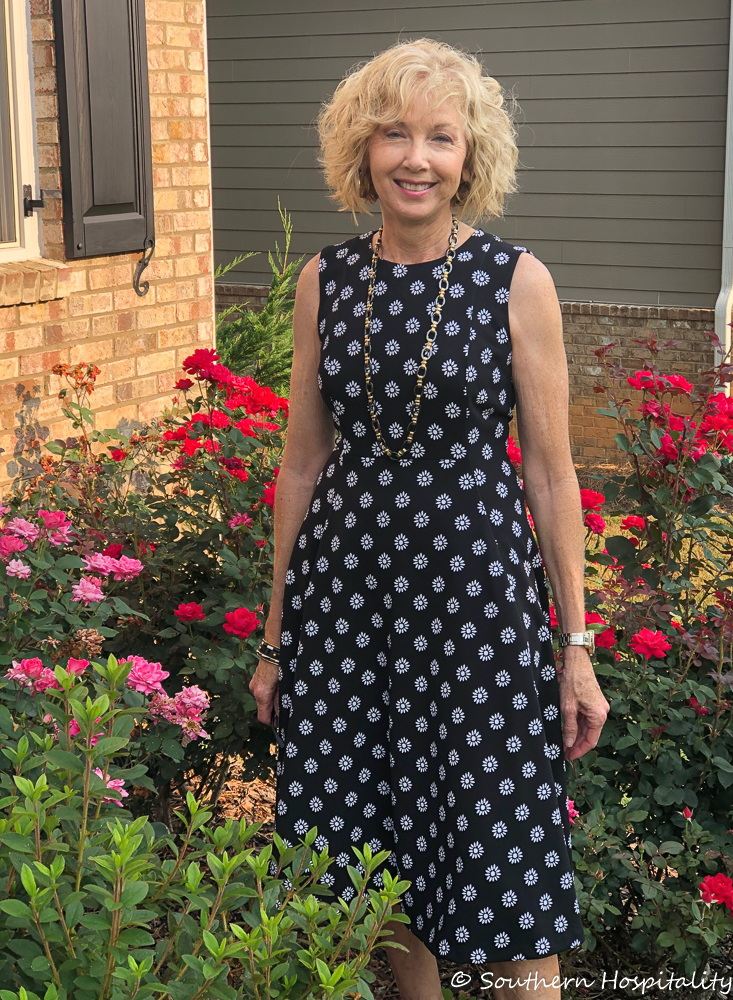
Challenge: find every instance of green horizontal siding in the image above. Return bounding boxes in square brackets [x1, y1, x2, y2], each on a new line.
[207, 0, 730, 306]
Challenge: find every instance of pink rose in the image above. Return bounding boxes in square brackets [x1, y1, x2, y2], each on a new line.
[6, 559, 31, 579]
[5, 657, 44, 688]
[173, 685, 210, 720]
[71, 577, 105, 606]
[93, 768, 128, 806]
[48, 525, 73, 547]
[0, 534, 27, 562]
[6, 518, 40, 543]
[66, 657, 89, 675]
[108, 555, 144, 581]
[122, 656, 169, 695]
[82, 553, 118, 576]
[34, 668, 60, 694]
[38, 510, 71, 530]
[69, 718, 103, 746]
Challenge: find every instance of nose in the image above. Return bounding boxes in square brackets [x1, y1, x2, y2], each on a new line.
[401, 138, 430, 172]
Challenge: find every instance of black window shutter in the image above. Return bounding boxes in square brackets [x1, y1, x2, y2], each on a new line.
[53, 0, 154, 259]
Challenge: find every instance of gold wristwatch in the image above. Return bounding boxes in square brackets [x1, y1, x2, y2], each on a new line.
[558, 631, 595, 656]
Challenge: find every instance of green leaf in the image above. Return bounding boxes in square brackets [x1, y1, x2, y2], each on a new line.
[79, 912, 111, 931]
[90, 737, 130, 757]
[118, 882, 149, 907]
[0, 898, 32, 918]
[657, 841, 684, 856]
[44, 750, 85, 774]
[21, 864, 37, 897]
[116, 928, 154, 947]
[0, 833, 36, 853]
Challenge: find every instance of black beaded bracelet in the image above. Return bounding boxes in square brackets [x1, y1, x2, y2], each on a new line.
[257, 638, 280, 663]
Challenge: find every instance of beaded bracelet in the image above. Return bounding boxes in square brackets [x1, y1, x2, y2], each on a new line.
[257, 638, 280, 665]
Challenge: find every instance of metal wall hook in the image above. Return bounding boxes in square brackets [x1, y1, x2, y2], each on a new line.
[133, 236, 155, 296]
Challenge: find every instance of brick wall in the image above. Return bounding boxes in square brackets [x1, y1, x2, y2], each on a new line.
[0, 0, 215, 487]
[215, 280, 715, 467]
[559, 303, 714, 462]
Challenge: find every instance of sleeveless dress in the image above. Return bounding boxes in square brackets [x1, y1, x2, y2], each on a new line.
[271, 226, 585, 965]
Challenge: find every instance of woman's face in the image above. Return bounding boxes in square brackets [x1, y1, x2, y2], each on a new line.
[365, 96, 470, 225]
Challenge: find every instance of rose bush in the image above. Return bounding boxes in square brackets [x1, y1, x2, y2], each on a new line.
[2, 353, 288, 798]
[514, 328, 733, 977]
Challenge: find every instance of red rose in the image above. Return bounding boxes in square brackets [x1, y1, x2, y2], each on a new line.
[700, 873, 733, 911]
[506, 436, 522, 465]
[584, 511, 606, 535]
[629, 627, 672, 661]
[580, 489, 605, 511]
[223, 607, 260, 639]
[175, 378, 195, 390]
[182, 348, 220, 376]
[103, 543, 123, 558]
[109, 449, 127, 462]
[175, 602, 206, 623]
[621, 515, 645, 531]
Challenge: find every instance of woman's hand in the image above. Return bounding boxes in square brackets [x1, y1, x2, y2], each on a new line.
[249, 657, 280, 726]
[558, 652, 610, 761]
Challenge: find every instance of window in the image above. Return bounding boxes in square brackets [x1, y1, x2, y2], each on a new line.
[0, 0, 42, 263]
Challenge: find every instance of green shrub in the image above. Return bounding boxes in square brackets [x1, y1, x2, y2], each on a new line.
[0, 655, 407, 998]
[214, 200, 302, 396]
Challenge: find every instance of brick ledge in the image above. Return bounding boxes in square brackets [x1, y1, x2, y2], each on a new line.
[0, 259, 73, 308]
[215, 281, 716, 324]
[561, 302, 714, 321]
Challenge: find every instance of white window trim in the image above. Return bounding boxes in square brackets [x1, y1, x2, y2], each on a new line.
[0, 0, 43, 264]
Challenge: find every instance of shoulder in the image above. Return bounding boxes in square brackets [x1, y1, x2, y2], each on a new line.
[509, 247, 557, 308]
[507, 246, 562, 351]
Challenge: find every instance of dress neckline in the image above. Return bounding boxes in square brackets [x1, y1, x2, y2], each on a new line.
[371, 229, 482, 267]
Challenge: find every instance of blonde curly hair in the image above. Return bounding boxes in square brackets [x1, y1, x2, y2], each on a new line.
[316, 38, 521, 226]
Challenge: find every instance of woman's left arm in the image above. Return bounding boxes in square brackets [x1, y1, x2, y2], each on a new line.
[508, 252, 610, 761]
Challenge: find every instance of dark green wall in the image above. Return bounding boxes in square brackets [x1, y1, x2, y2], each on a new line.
[206, 0, 729, 307]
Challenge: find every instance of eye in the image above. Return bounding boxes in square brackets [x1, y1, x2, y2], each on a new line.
[433, 134, 452, 143]
[385, 130, 403, 138]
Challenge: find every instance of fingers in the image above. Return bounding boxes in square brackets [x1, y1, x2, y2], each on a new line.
[564, 711, 605, 760]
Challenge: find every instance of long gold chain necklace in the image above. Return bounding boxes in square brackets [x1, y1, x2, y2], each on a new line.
[364, 216, 460, 461]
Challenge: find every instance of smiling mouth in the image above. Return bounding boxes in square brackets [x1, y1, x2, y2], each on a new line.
[394, 180, 437, 192]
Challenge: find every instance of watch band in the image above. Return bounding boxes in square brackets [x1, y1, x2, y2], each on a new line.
[558, 630, 595, 654]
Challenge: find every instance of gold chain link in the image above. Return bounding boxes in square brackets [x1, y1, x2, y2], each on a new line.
[364, 216, 460, 461]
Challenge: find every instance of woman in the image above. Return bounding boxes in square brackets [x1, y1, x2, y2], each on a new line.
[249, 37, 610, 1000]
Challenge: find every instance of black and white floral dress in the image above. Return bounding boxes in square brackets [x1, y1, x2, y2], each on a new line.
[271, 227, 585, 964]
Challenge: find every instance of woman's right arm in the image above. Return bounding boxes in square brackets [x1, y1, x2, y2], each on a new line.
[264, 251, 338, 648]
